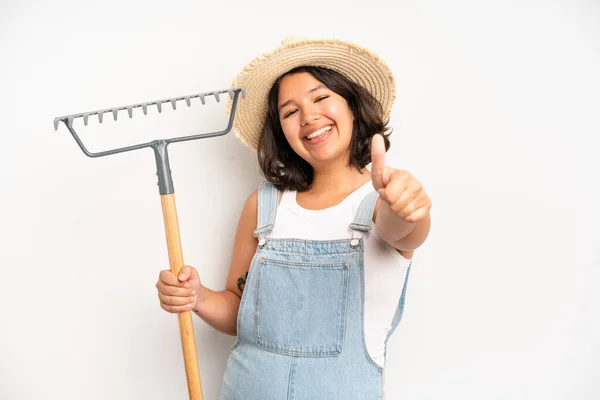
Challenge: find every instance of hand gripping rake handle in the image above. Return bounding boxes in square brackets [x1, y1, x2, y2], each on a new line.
[54, 87, 245, 400]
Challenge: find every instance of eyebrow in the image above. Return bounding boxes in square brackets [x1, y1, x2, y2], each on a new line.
[278, 84, 327, 111]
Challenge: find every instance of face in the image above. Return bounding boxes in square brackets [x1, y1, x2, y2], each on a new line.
[277, 72, 355, 167]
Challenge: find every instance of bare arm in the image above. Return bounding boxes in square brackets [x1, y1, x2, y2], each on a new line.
[192, 190, 259, 335]
[157, 190, 259, 336]
[370, 134, 432, 259]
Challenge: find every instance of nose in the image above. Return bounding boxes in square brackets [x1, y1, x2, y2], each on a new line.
[301, 106, 320, 127]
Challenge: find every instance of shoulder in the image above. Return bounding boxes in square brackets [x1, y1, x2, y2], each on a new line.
[237, 190, 259, 234]
[243, 180, 278, 208]
[251, 181, 285, 208]
[240, 184, 284, 224]
[245, 189, 259, 210]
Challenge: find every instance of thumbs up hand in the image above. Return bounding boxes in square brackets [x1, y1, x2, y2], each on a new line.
[370, 134, 431, 223]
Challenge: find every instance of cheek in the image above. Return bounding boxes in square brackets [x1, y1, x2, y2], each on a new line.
[324, 104, 353, 126]
[280, 119, 297, 139]
[325, 103, 340, 116]
[279, 122, 303, 151]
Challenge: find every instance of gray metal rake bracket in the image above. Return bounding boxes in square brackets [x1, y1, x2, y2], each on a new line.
[53, 86, 245, 400]
[53, 87, 246, 195]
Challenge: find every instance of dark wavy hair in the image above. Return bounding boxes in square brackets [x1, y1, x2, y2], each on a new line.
[257, 66, 391, 191]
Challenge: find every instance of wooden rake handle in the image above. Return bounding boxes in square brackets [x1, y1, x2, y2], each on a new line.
[161, 194, 203, 400]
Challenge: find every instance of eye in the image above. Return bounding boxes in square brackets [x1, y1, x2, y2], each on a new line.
[283, 109, 298, 119]
[315, 95, 329, 102]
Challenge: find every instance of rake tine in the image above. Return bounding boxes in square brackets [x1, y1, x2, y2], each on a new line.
[55, 88, 244, 132]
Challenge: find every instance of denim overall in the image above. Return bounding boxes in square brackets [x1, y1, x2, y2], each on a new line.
[219, 182, 410, 400]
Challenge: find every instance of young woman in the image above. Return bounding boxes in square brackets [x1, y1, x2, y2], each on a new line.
[156, 37, 432, 399]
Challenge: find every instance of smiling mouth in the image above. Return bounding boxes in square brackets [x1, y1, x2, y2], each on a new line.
[304, 125, 332, 140]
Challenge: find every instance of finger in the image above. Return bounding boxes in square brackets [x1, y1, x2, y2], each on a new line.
[178, 265, 197, 282]
[382, 170, 409, 205]
[158, 270, 185, 287]
[400, 197, 423, 219]
[387, 180, 421, 214]
[157, 284, 196, 298]
[158, 293, 196, 307]
[392, 192, 427, 218]
[399, 192, 432, 222]
[370, 134, 389, 190]
[405, 205, 431, 223]
[160, 302, 196, 314]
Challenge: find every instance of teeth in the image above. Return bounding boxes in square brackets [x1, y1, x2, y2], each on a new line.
[306, 125, 332, 140]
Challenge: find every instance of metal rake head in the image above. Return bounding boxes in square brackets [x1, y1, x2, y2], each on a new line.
[54, 87, 245, 154]
[53, 88, 245, 131]
[53, 87, 245, 194]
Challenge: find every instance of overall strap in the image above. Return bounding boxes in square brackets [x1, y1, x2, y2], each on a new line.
[349, 191, 379, 241]
[253, 181, 279, 242]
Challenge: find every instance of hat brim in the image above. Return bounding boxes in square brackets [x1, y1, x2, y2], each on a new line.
[228, 38, 396, 151]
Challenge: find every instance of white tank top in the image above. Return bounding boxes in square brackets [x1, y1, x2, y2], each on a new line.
[269, 181, 411, 368]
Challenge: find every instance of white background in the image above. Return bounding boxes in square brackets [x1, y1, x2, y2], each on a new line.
[1, 1, 598, 399]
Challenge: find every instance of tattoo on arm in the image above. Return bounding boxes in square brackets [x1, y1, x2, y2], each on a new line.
[237, 272, 249, 293]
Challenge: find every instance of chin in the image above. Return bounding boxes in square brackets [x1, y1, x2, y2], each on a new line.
[307, 151, 348, 166]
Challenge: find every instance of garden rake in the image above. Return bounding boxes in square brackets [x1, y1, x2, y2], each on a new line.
[54, 87, 245, 400]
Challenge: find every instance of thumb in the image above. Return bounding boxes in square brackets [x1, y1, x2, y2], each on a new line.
[178, 265, 196, 282]
[370, 134, 389, 191]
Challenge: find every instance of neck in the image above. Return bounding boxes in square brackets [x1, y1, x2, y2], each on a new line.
[309, 159, 370, 194]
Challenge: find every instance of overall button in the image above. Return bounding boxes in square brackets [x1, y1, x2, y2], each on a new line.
[258, 238, 267, 247]
[350, 238, 360, 247]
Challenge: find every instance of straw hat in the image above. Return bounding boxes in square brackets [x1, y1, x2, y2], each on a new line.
[228, 36, 396, 150]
